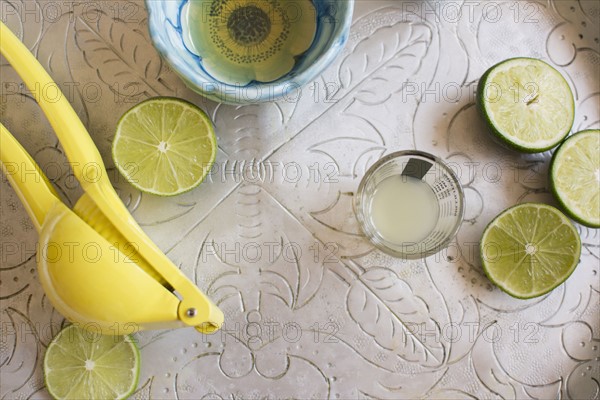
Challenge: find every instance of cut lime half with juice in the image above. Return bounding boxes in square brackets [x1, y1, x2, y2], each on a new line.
[551, 129, 600, 227]
[480, 203, 581, 299]
[44, 325, 140, 400]
[112, 97, 217, 196]
[477, 58, 574, 153]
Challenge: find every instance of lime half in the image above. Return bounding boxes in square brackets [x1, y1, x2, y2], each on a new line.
[551, 130, 600, 227]
[480, 203, 581, 299]
[112, 97, 217, 196]
[477, 58, 574, 153]
[44, 325, 140, 400]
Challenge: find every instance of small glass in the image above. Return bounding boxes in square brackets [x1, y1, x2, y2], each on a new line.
[354, 150, 464, 259]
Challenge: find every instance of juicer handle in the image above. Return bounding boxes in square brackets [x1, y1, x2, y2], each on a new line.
[0, 21, 106, 188]
[0, 124, 62, 232]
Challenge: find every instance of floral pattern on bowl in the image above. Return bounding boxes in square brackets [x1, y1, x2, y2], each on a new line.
[182, 0, 317, 85]
[145, 0, 354, 104]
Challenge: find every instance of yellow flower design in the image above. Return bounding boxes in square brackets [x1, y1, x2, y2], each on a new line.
[183, 0, 317, 85]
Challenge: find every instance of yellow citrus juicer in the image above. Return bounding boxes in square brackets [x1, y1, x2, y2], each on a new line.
[0, 21, 223, 335]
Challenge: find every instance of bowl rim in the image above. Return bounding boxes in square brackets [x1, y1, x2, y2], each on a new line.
[354, 150, 465, 260]
[145, 0, 355, 104]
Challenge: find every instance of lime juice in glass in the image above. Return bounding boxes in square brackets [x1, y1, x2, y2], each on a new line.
[354, 151, 464, 259]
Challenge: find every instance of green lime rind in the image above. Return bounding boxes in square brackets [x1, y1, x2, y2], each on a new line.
[480, 203, 581, 299]
[44, 325, 140, 400]
[550, 129, 600, 228]
[477, 57, 575, 153]
[112, 97, 217, 197]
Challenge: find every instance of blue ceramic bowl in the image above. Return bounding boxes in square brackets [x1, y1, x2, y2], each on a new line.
[146, 0, 354, 104]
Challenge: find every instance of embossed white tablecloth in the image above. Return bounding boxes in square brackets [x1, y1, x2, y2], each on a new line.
[1, 1, 599, 399]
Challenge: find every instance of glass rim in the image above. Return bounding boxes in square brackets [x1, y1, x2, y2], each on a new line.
[354, 150, 465, 260]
